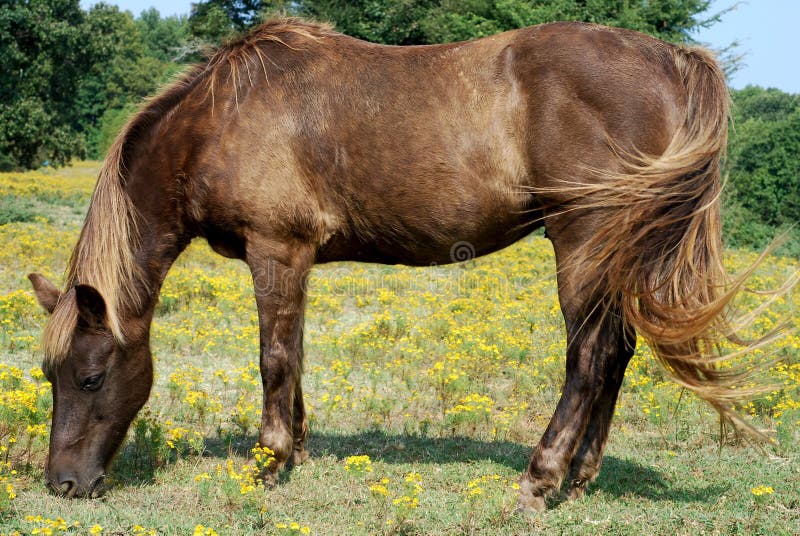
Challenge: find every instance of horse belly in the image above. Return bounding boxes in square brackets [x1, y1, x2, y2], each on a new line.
[317, 185, 541, 265]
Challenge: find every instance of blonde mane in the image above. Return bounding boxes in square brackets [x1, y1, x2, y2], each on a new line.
[41, 18, 335, 365]
[42, 133, 145, 363]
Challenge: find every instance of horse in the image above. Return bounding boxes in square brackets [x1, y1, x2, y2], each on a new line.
[27, 18, 760, 510]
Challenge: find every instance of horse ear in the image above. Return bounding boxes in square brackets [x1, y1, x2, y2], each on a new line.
[74, 284, 108, 330]
[28, 273, 61, 314]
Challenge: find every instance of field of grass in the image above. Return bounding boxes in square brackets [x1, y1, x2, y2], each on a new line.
[0, 162, 798, 535]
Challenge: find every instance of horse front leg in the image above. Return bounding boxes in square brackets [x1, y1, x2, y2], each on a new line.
[247, 240, 314, 482]
[291, 376, 310, 466]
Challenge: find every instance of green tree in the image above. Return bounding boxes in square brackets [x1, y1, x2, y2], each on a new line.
[727, 87, 800, 228]
[0, 1, 189, 168]
[731, 85, 800, 123]
[301, 0, 720, 45]
[77, 4, 179, 157]
[188, 0, 293, 43]
[301, 0, 433, 45]
[0, 0, 88, 168]
[723, 86, 800, 255]
[188, 0, 239, 43]
[137, 8, 189, 62]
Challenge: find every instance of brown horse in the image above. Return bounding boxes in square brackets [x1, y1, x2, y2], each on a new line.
[28, 19, 762, 509]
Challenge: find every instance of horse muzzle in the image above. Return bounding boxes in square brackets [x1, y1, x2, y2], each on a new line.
[46, 471, 107, 499]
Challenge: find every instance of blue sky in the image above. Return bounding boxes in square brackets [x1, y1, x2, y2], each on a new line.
[696, 0, 800, 92]
[81, 0, 799, 93]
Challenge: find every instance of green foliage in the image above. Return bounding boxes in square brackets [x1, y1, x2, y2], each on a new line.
[137, 8, 189, 62]
[186, 0, 719, 46]
[0, 0, 88, 168]
[189, 0, 239, 43]
[724, 86, 800, 256]
[188, 0, 292, 42]
[0, 152, 16, 172]
[92, 104, 138, 158]
[732, 85, 800, 122]
[0, 195, 42, 225]
[301, 0, 434, 45]
[0, 97, 84, 169]
[301, 0, 718, 45]
[0, 1, 190, 168]
[78, 4, 180, 158]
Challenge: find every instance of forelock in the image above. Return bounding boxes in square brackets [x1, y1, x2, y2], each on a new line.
[41, 289, 78, 365]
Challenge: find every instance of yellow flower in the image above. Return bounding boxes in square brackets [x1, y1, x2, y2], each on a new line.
[404, 472, 422, 484]
[369, 484, 390, 497]
[751, 485, 774, 496]
[344, 455, 372, 475]
[89, 525, 103, 535]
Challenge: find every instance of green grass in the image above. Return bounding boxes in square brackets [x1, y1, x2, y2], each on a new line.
[0, 162, 798, 535]
[4, 430, 798, 535]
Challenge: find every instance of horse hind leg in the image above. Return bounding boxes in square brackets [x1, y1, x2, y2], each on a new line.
[518, 219, 633, 511]
[565, 326, 633, 500]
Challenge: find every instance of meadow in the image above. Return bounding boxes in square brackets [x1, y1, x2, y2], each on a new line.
[0, 162, 798, 535]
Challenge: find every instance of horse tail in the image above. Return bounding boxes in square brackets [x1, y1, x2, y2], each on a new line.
[568, 46, 789, 435]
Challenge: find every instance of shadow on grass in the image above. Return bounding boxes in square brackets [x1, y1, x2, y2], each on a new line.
[110, 443, 162, 487]
[112, 428, 725, 505]
[309, 429, 531, 470]
[592, 456, 727, 503]
[110, 429, 530, 488]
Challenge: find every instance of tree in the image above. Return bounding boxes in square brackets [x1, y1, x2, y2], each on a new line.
[137, 8, 189, 63]
[722, 86, 800, 255]
[300, 0, 434, 45]
[188, 0, 294, 43]
[730, 85, 800, 123]
[0, 1, 187, 168]
[0, 0, 88, 168]
[77, 4, 177, 157]
[727, 87, 800, 228]
[301, 0, 720, 46]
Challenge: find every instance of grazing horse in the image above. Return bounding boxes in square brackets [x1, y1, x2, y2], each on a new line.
[29, 19, 756, 510]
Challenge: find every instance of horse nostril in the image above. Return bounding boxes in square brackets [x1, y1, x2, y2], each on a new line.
[89, 474, 106, 498]
[52, 477, 76, 497]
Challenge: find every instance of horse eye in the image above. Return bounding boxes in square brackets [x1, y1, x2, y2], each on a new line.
[81, 374, 104, 392]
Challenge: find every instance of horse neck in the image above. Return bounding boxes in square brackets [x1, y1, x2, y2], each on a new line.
[70, 163, 191, 344]
[122, 170, 192, 334]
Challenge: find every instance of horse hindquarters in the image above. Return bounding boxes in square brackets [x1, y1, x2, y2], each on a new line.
[516, 34, 731, 509]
